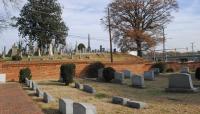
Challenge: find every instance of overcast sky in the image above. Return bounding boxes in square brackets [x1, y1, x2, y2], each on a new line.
[0, 0, 200, 52]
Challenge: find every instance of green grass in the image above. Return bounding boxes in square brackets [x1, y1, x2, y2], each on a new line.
[95, 93, 109, 99]
[1, 53, 147, 63]
[25, 74, 200, 114]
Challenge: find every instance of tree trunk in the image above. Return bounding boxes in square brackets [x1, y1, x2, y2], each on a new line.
[28, 40, 33, 56]
[137, 49, 142, 57]
[136, 40, 143, 57]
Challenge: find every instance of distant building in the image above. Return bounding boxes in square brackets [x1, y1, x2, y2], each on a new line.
[128, 51, 137, 56]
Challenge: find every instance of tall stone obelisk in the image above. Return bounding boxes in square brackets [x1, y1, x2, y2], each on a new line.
[87, 34, 91, 52]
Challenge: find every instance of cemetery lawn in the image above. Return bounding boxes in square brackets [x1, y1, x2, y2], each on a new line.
[2, 53, 148, 63]
[25, 74, 200, 114]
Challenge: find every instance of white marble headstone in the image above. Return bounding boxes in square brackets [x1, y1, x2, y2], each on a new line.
[49, 44, 53, 56]
[0, 74, 6, 83]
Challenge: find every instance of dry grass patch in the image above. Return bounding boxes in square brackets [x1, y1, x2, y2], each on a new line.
[25, 74, 200, 114]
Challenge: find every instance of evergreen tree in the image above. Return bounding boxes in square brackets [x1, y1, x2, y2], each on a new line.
[15, 0, 68, 55]
[78, 43, 86, 52]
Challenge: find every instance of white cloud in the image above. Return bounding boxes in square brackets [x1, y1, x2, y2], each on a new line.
[0, 0, 200, 53]
[157, 0, 200, 52]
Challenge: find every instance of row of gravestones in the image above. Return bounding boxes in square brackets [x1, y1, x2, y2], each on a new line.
[131, 67, 199, 93]
[25, 78, 54, 103]
[98, 68, 157, 88]
[112, 96, 148, 109]
[61, 66, 197, 113]
[98, 67, 199, 93]
[71, 67, 197, 112]
[74, 82, 148, 109]
[25, 78, 97, 114]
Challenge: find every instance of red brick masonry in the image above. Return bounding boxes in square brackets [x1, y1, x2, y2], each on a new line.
[0, 61, 152, 81]
[0, 83, 43, 114]
[0, 61, 199, 81]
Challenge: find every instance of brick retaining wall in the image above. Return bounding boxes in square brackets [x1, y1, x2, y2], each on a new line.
[0, 61, 152, 81]
[166, 62, 200, 72]
[1, 61, 199, 81]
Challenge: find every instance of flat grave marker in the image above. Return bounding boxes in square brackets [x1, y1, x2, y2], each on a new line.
[127, 100, 148, 109]
[112, 96, 130, 105]
[83, 84, 96, 94]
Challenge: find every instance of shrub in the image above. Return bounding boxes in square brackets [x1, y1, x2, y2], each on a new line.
[60, 63, 76, 85]
[151, 62, 167, 73]
[19, 68, 32, 83]
[83, 62, 105, 78]
[103, 67, 115, 82]
[12, 55, 22, 61]
[166, 68, 174, 73]
[195, 67, 200, 80]
[78, 43, 86, 51]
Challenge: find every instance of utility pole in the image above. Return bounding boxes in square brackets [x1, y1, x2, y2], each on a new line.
[162, 26, 166, 62]
[153, 49, 156, 62]
[191, 42, 195, 61]
[108, 8, 113, 63]
[174, 48, 177, 57]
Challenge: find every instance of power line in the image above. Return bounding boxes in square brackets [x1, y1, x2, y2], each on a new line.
[12, 26, 109, 42]
[68, 34, 109, 41]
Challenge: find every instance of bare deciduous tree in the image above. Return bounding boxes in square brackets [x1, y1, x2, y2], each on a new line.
[0, 0, 21, 32]
[102, 0, 178, 57]
[1, 0, 21, 8]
